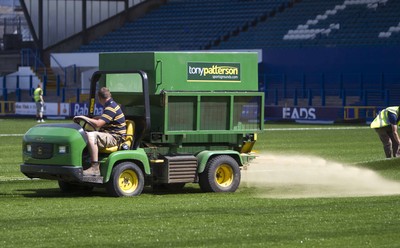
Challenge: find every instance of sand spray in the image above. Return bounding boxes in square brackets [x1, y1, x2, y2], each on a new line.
[241, 154, 400, 198]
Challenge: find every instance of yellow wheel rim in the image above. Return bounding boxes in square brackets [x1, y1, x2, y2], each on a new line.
[118, 169, 138, 194]
[215, 164, 234, 187]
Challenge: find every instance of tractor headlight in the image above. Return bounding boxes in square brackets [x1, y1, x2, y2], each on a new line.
[26, 144, 32, 153]
[58, 145, 68, 154]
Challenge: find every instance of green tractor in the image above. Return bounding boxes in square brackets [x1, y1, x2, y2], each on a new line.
[21, 52, 264, 197]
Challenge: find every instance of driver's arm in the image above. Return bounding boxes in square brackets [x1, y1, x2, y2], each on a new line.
[74, 115, 106, 129]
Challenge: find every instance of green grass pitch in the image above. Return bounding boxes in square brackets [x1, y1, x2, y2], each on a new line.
[1, 118, 400, 247]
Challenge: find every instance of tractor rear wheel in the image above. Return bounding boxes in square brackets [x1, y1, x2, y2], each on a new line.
[106, 162, 144, 197]
[199, 155, 241, 193]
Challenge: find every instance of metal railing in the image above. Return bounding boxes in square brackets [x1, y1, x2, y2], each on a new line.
[20, 48, 47, 74]
[50, 54, 77, 87]
[344, 106, 377, 121]
[0, 101, 15, 115]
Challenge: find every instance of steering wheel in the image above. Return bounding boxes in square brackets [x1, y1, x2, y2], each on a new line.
[73, 116, 97, 131]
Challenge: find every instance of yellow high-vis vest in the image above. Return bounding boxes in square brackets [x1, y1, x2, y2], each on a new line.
[370, 106, 400, 129]
[33, 87, 42, 102]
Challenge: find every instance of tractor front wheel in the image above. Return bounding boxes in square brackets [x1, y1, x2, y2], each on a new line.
[199, 155, 241, 193]
[106, 162, 144, 197]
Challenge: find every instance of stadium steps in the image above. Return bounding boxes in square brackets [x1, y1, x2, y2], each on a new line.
[387, 84, 400, 107]
[34, 67, 60, 89]
[345, 96, 362, 106]
[67, 93, 89, 104]
[277, 95, 351, 107]
[363, 90, 386, 106]
[32, 67, 63, 102]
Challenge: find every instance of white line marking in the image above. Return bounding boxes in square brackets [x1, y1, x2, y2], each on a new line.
[0, 134, 24, 137]
[0, 177, 35, 182]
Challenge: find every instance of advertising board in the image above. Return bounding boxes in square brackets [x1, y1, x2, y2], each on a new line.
[265, 106, 343, 123]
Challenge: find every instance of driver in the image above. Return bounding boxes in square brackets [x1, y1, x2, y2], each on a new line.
[74, 87, 126, 176]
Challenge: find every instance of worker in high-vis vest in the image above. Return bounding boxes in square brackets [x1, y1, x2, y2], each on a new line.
[370, 106, 400, 158]
[33, 82, 45, 123]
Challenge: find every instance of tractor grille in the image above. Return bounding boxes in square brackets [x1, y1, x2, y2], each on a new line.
[164, 156, 198, 183]
[31, 143, 53, 159]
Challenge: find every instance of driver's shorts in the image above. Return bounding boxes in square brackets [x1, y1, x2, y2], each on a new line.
[87, 131, 119, 149]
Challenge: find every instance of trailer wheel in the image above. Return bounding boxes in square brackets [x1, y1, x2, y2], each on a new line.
[58, 181, 93, 193]
[199, 155, 241, 193]
[106, 162, 144, 197]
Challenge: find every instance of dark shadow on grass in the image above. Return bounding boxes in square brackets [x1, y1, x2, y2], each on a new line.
[16, 184, 203, 198]
[17, 188, 108, 198]
[356, 157, 400, 170]
[355, 157, 400, 181]
[150, 185, 203, 195]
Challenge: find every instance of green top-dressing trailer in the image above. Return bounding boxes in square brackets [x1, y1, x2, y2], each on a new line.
[21, 51, 264, 196]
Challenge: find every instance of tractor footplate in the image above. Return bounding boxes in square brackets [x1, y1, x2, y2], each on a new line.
[82, 175, 103, 184]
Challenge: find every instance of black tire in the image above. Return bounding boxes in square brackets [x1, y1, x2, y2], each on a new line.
[198, 155, 241, 193]
[106, 162, 144, 197]
[58, 180, 93, 193]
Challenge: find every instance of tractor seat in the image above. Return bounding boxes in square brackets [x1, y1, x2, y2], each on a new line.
[99, 120, 135, 153]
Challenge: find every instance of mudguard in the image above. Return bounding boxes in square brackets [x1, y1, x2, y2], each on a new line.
[196, 150, 243, 174]
[102, 148, 150, 182]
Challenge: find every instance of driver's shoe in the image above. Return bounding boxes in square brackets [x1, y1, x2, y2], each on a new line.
[83, 163, 100, 176]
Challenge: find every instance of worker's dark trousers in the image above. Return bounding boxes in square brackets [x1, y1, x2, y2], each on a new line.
[375, 126, 399, 158]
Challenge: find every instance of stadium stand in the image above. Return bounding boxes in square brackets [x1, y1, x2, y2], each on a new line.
[2, 0, 399, 112]
[216, 0, 400, 48]
[75, 0, 400, 109]
[79, 0, 400, 52]
[78, 0, 292, 52]
[213, 0, 400, 107]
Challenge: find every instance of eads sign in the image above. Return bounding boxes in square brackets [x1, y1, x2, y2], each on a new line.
[265, 106, 342, 121]
[283, 107, 316, 119]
